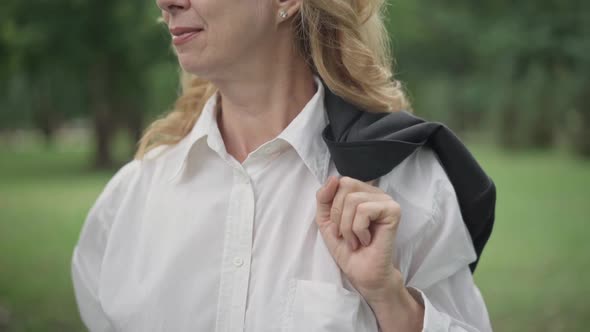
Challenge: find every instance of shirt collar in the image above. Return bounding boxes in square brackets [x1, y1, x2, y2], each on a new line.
[166, 92, 219, 182]
[167, 75, 330, 184]
[276, 75, 330, 184]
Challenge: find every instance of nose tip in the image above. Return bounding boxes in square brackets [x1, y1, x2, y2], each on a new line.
[157, 0, 189, 13]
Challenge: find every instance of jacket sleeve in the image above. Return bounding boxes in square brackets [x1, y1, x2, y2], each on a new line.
[71, 160, 138, 332]
[400, 176, 493, 332]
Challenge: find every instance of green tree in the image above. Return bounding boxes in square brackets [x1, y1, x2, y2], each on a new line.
[0, 0, 175, 167]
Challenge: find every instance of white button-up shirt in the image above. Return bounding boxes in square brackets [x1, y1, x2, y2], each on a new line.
[72, 76, 492, 332]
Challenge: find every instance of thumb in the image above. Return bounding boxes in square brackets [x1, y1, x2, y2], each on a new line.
[315, 176, 341, 253]
[315, 176, 339, 224]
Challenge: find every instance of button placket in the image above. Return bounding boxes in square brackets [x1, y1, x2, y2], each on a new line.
[215, 169, 255, 332]
[227, 169, 255, 331]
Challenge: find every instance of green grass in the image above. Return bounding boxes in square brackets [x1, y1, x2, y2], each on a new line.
[0, 142, 114, 332]
[470, 145, 590, 331]
[0, 139, 589, 331]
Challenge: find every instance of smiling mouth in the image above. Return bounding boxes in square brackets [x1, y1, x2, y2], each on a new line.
[170, 27, 204, 46]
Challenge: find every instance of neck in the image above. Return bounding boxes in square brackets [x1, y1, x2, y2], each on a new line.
[209, 41, 317, 163]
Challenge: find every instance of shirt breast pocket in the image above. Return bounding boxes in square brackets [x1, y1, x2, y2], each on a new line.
[283, 279, 379, 332]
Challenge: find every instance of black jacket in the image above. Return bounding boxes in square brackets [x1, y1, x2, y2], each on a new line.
[321, 84, 496, 272]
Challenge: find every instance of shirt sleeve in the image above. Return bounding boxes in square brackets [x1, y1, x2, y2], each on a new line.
[400, 173, 493, 331]
[71, 160, 139, 332]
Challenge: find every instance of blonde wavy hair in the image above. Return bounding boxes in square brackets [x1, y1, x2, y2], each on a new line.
[135, 0, 410, 159]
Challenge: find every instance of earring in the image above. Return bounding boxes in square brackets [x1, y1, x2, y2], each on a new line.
[279, 10, 288, 19]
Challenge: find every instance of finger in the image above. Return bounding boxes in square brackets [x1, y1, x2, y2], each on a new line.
[339, 192, 390, 250]
[365, 179, 378, 187]
[331, 176, 380, 234]
[352, 202, 373, 247]
[315, 177, 342, 254]
[349, 194, 391, 247]
[340, 192, 367, 251]
[356, 200, 402, 250]
[315, 176, 339, 225]
[340, 176, 382, 193]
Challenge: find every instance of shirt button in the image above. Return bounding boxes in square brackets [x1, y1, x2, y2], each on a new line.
[233, 257, 244, 267]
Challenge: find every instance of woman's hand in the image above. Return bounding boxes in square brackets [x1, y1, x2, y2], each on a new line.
[315, 175, 401, 302]
[315, 176, 424, 331]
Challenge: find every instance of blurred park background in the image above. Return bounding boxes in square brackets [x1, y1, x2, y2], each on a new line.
[1, 0, 589, 331]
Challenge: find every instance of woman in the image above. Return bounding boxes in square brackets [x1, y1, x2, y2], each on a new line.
[71, 0, 493, 330]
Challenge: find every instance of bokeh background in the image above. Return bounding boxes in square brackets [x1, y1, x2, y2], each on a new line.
[1, 0, 589, 331]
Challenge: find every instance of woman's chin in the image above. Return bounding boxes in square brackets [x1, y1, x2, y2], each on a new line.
[178, 60, 209, 77]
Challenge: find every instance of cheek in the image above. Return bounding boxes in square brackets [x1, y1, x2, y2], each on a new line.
[206, 0, 273, 47]
[177, 0, 274, 74]
[161, 11, 170, 24]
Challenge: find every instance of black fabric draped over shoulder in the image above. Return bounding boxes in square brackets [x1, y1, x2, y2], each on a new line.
[320, 82, 496, 272]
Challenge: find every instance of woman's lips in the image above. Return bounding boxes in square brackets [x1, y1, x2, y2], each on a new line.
[170, 27, 203, 46]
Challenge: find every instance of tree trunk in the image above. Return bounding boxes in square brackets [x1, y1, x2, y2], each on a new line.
[573, 87, 590, 157]
[499, 100, 520, 149]
[33, 109, 58, 148]
[93, 108, 114, 169]
[32, 79, 60, 147]
[576, 110, 590, 157]
[89, 62, 115, 169]
[529, 109, 554, 148]
[128, 110, 144, 155]
[528, 82, 555, 149]
[115, 97, 144, 159]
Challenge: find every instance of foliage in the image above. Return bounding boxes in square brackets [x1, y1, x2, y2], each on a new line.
[386, 0, 590, 153]
[1, 0, 589, 161]
[0, 0, 178, 165]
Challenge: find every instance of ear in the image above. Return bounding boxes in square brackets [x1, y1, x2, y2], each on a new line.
[274, 0, 302, 24]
